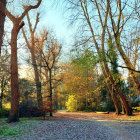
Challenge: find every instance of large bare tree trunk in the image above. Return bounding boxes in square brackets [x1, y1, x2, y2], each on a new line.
[22, 13, 43, 107]
[7, 25, 20, 122]
[101, 66, 121, 115]
[31, 51, 42, 106]
[103, 62, 132, 115]
[5, 0, 42, 123]
[0, 0, 6, 55]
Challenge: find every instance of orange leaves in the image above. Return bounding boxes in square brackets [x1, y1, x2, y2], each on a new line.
[39, 100, 56, 113]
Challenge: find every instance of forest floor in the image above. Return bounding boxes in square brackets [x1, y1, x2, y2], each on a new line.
[0, 111, 140, 140]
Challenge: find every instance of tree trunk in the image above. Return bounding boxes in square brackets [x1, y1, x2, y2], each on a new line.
[7, 25, 19, 123]
[103, 62, 132, 115]
[101, 64, 121, 115]
[31, 52, 42, 107]
[115, 36, 140, 93]
[22, 29, 43, 107]
[49, 69, 53, 117]
[0, 0, 6, 55]
[121, 104, 125, 114]
[5, 0, 42, 123]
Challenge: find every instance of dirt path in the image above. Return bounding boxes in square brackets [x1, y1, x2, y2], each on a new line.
[1, 111, 140, 140]
[53, 111, 140, 140]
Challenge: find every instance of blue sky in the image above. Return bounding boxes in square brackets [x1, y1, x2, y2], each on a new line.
[38, 1, 76, 55]
[5, 1, 77, 64]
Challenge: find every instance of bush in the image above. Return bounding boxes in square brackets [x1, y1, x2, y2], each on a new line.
[66, 95, 77, 112]
[39, 101, 56, 119]
[19, 99, 41, 117]
[0, 109, 10, 118]
[19, 99, 56, 118]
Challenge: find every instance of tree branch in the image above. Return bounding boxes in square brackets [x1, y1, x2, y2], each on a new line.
[18, 0, 42, 21]
[27, 13, 33, 33]
[22, 27, 31, 50]
[5, 8, 16, 22]
[33, 13, 40, 33]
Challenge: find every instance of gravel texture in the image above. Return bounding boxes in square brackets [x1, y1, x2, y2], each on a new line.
[1, 112, 140, 140]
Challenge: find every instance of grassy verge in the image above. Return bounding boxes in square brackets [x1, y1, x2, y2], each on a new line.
[0, 118, 41, 139]
[0, 125, 22, 138]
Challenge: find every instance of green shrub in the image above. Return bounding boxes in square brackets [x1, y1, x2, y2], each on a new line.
[19, 99, 41, 117]
[66, 95, 77, 112]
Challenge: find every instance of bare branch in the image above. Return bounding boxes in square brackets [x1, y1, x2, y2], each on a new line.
[22, 27, 31, 49]
[18, 0, 42, 21]
[33, 13, 40, 33]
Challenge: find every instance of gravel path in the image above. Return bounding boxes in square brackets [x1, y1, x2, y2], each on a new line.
[2, 112, 140, 140]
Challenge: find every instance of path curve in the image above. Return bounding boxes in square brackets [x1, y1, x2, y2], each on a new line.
[3, 111, 140, 140]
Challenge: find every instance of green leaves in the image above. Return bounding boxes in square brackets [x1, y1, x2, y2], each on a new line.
[72, 49, 98, 69]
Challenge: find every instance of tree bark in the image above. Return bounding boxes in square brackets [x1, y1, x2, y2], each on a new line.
[101, 65, 121, 115]
[7, 25, 19, 123]
[31, 51, 42, 107]
[22, 13, 43, 107]
[5, 0, 42, 123]
[103, 62, 132, 115]
[0, 0, 6, 55]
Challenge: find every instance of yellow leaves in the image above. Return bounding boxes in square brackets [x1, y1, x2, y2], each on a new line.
[73, 76, 81, 81]
[66, 95, 77, 112]
[3, 103, 11, 109]
[88, 77, 93, 81]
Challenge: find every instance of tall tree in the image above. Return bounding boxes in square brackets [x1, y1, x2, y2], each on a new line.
[37, 33, 62, 116]
[22, 13, 45, 107]
[0, 0, 7, 55]
[108, 0, 140, 93]
[5, 0, 42, 123]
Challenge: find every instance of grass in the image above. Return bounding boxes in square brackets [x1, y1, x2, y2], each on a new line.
[0, 125, 22, 138]
[20, 117, 43, 121]
[0, 118, 40, 139]
[0, 118, 6, 123]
